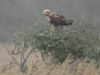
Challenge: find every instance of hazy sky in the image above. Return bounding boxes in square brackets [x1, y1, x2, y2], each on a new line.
[0, 0, 100, 42]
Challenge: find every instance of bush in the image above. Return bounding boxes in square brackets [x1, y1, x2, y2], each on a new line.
[31, 30, 95, 63]
[15, 22, 100, 65]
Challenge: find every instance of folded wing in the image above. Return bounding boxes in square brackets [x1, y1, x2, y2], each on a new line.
[49, 13, 73, 26]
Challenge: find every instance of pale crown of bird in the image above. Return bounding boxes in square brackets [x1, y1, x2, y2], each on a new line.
[43, 9, 52, 16]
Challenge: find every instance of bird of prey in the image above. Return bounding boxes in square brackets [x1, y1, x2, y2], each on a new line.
[43, 9, 74, 31]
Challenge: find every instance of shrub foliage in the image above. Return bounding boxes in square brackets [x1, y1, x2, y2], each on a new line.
[15, 22, 100, 64]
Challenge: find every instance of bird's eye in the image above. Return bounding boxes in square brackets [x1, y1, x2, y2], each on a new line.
[45, 13, 49, 16]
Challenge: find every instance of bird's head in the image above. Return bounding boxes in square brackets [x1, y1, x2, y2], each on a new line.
[43, 9, 52, 16]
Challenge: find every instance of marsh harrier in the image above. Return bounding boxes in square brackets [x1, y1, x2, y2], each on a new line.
[43, 9, 74, 31]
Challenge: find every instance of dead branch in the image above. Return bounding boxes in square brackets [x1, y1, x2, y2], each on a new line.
[12, 42, 25, 55]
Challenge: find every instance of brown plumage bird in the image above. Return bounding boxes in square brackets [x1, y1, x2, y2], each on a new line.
[43, 9, 74, 31]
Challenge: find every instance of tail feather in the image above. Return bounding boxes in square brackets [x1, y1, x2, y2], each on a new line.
[61, 20, 73, 26]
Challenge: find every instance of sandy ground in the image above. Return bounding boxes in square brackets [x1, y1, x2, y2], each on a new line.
[0, 43, 13, 66]
[0, 43, 100, 75]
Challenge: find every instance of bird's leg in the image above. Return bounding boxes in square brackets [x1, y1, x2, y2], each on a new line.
[50, 25, 61, 31]
[55, 25, 63, 31]
[50, 25, 55, 31]
[54, 26, 60, 31]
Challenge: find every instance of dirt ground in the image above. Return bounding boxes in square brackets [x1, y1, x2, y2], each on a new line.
[0, 43, 100, 75]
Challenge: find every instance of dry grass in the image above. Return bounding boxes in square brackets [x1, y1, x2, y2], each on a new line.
[0, 43, 100, 75]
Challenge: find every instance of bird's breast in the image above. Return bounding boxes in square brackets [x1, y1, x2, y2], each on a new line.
[46, 17, 50, 21]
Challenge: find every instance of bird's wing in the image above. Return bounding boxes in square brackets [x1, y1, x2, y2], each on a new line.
[49, 13, 66, 22]
[51, 13, 65, 18]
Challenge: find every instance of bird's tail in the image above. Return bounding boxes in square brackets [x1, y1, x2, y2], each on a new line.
[62, 20, 74, 26]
